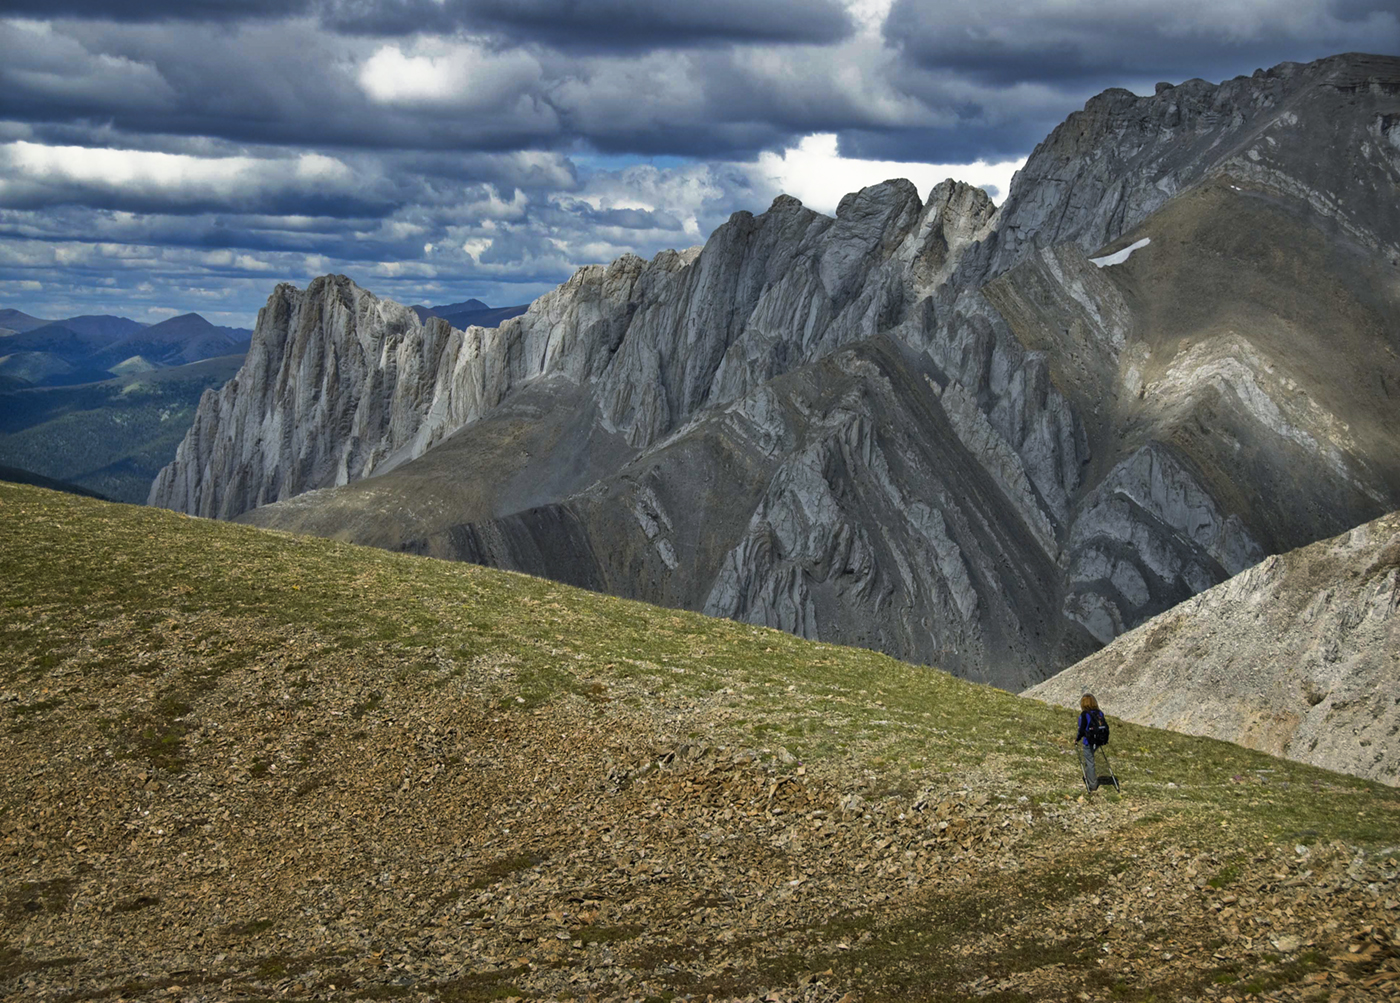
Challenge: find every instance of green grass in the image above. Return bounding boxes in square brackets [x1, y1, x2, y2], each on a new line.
[4, 481, 1400, 1001]
[1205, 862, 1241, 888]
[1, 481, 1396, 855]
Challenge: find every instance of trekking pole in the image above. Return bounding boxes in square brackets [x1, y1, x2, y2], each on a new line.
[1099, 747, 1121, 792]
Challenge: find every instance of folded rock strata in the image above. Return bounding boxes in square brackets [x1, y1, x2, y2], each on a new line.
[152, 53, 1400, 691]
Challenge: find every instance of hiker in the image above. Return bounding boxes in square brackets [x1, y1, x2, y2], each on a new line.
[1076, 692, 1111, 791]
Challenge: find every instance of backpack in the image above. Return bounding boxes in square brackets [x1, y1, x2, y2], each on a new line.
[1086, 709, 1110, 747]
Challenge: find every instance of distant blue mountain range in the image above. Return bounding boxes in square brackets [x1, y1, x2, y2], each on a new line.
[410, 297, 529, 331]
[0, 310, 251, 389]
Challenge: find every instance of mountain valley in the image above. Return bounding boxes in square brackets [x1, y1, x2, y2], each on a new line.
[0, 313, 249, 391]
[9, 9, 1400, 1003]
[0, 355, 247, 504]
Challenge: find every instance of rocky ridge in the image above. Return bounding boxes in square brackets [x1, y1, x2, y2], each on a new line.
[1026, 510, 1400, 786]
[153, 53, 1400, 690]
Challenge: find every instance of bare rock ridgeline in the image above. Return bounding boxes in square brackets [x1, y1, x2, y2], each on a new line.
[152, 53, 1400, 690]
[150, 181, 986, 520]
[1027, 510, 1400, 786]
[970, 52, 1400, 281]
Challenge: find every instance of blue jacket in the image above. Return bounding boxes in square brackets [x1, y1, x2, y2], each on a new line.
[1077, 710, 1097, 747]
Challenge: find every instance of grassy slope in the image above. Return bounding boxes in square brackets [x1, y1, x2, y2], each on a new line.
[0, 356, 241, 503]
[0, 465, 109, 500]
[1, 482, 1397, 1002]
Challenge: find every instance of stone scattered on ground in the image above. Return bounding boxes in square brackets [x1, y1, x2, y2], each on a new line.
[3, 638, 1397, 1002]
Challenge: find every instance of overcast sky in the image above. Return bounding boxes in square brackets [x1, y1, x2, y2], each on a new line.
[2, 1, 1396, 327]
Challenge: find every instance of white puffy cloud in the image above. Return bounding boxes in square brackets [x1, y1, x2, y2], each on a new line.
[754, 134, 1026, 212]
[358, 38, 545, 110]
[561, 162, 733, 237]
[463, 185, 529, 221]
[460, 237, 493, 261]
[0, 141, 358, 208]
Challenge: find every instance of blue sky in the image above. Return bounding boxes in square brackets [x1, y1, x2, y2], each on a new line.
[1, 0, 1395, 327]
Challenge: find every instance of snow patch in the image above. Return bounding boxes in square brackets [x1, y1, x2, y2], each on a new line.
[1089, 237, 1151, 268]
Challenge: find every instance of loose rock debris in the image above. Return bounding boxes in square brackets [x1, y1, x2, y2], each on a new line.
[1, 639, 1397, 1003]
[0, 483, 1397, 1003]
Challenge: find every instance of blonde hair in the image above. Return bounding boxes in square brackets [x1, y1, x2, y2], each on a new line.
[1080, 693, 1099, 711]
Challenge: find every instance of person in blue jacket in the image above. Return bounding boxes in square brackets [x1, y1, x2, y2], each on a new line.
[1077, 692, 1105, 791]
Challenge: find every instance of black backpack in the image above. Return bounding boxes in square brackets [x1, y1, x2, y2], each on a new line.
[1086, 709, 1110, 747]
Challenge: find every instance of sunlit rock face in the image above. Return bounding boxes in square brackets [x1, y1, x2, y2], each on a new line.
[152, 53, 1400, 691]
[1027, 510, 1400, 786]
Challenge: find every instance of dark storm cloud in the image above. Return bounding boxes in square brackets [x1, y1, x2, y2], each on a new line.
[0, 206, 372, 256]
[0, 169, 396, 219]
[2, 204, 435, 267]
[884, 0, 1400, 87]
[5, 1, 1394, 326]
[2, 21, 537, 153]
[324, 0, 855, 50]
[0, 19, 849, 162]
[862, 0, 1400, 162]
[837, 121, 1052, 169]
[0, 21, 782, 161]
[389, 150, 577, 190]
[0, 20, 374, 147]
[0, 0, 313, 23]
[5, 0, 854, 50]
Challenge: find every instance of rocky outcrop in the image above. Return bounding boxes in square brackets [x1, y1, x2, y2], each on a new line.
[963, 52, 1400, 286]
[984, 169, 1400, 645]
[156, 52, 1400, 689]
[696, 343, 1072, 682]
[1026, 511, 1400, 786]
[153, 181, 994, 519]
[148, 255, 693, 519]
[150, 282, 441, 518]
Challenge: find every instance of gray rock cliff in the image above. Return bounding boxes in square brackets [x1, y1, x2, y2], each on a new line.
[154, 52, 1400, 690]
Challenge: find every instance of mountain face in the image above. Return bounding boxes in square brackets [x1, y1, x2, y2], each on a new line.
[7, 315, 144, 352]
[0, 316, 148, 385]
[1026, 511, 1400, 785]
[0, 308, 50, 334]
[151, 53, 1400, 690]
[86, 312, 251, 371]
